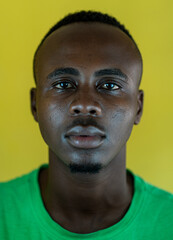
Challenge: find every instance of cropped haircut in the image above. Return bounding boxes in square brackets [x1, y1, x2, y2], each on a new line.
[33, 10, 142, 84]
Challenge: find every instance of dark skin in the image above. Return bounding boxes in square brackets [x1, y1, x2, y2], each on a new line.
[30, 22, 144, 234]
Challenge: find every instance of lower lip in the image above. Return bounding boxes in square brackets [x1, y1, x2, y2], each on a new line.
[66, 135, 105, 149]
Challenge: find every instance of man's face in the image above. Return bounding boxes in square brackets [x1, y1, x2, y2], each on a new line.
[31, 23, 143, 172]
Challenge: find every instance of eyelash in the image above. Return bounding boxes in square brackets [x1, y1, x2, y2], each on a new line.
[52, 81, 121, 91]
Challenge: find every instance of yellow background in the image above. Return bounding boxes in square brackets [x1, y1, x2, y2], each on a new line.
[0, 0, 173, 192]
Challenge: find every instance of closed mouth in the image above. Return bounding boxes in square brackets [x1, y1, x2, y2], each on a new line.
[65, 126, 106, 149]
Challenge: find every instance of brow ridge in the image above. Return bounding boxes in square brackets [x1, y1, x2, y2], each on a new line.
[47, 67, 127, 80]
[47, 67, 80, 79]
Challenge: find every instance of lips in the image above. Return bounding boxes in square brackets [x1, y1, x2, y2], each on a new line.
[65, 126, 106, 149]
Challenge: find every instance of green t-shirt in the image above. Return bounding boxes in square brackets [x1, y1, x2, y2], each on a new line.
[0, 164, 173, 239]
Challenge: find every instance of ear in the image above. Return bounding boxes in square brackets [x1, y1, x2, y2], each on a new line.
[30, 88, 38, 122]
[134, 90, 144, 125]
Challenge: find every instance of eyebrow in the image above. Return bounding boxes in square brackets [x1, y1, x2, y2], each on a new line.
[47, 68, 80, 80]
[94, 68, 127, 80]
[47, 67, 127, 80]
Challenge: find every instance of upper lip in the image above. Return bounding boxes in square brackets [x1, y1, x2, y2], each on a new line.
[65, 126, 106, 138]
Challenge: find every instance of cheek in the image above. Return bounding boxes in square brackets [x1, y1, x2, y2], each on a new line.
[108, 95, 137, 141]
[109, 93, 136, 118]
[37, 99, 65, 145]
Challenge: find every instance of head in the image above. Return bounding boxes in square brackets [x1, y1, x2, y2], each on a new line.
[31, 10, 144, 174]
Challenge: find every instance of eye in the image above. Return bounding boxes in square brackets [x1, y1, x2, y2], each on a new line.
[100, 82, 120, 90]
[53, 81, 74, 89]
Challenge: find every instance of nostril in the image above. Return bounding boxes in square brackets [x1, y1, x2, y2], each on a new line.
[70, 105, 102, 116]
[74, 109, 80, 114]
[90, 110, 96, 115]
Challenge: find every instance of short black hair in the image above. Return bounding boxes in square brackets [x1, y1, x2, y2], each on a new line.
[33, 10, 141, 84]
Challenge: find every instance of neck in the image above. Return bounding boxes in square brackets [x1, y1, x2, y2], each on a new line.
[39, 147, 134, 233]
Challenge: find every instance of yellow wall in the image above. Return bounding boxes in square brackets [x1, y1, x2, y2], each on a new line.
[0, 0, 173, 192]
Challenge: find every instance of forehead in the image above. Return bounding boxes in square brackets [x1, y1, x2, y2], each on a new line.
[35, 22, 142, 85]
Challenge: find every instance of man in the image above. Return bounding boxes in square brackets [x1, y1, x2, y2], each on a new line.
[0, 10, 173, 239]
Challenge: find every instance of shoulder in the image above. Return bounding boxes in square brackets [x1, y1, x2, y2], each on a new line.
[126, 171, 173, 238]
[0, 167, 39, 205]
[145, 180, 173, 199]
[144, 178, 173, 216]
[0, 165, 44, 227]
[134, 172, 173, 224]
[140, 175, 173, 204]
[0, 166, 44, 237]
[131, 170, 173, 202]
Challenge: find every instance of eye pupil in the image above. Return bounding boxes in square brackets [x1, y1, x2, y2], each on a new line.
[104, 83, 118, 90]
[61, 82, 68, 88]
[53, 81, 73, 90]
[106, 83, 113, 89]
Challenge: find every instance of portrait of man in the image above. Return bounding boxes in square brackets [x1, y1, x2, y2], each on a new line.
[0, 10, 173, 239]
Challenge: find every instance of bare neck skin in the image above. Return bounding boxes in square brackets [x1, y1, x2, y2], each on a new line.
[39, 146, 134, 234]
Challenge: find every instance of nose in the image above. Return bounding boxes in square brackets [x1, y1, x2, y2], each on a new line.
[69, 93, 102, 117]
